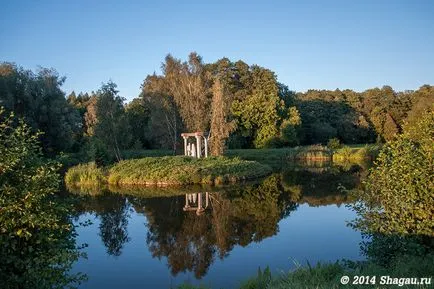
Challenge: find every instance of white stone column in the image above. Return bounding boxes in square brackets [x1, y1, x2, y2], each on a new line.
[205, 192, 209, 208]
[204, 137, 208, 158]
[196, 136, 202, 158]
[183, 137, 188, 156]
[197, 193, 202, 213]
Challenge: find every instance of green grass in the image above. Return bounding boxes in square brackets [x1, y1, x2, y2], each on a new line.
[64, 162, 107, 186]
[333, 145, 380, 162]
[65, 156, 272, 187]
[108, 156, 271, 186]
[121, 149, 173, 159]
[226, 145, 333, 170]
[178, 253, 434, 289]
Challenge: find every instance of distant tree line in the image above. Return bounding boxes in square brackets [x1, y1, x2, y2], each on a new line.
[1, 55, 432, 161]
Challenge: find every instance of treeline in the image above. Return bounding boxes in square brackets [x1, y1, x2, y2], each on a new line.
[1, 55, 432, 160]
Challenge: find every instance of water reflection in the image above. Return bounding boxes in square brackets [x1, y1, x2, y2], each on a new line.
[71, 162, 366, 284]
[75, 194, 131, 256]
[183, 192, 210, 215]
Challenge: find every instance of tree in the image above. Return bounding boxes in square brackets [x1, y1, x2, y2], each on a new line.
[232, 66, 285, 148]
[0, 63, 81, 154]
[280, 106, 301, 146]
[352, 110, 434, 236]
[141, 74, 181, 152]
[0, 108, 83, 288]
[93, 81, 131, 162]
[125, 97, 150, 149]
[162, 53, 212, 132]
[209, 78, 236, 156]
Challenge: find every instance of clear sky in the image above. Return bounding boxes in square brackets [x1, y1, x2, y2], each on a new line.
[1, 0, 433, 100]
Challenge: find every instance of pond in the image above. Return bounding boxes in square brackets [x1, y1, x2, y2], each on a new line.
[69, 162, 368, 289]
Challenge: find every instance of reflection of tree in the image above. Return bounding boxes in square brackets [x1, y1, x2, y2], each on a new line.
[226, 175, 297, 245]
[128, 175, 297, 278]
[74, 192, 131, 257]
[281, 164, 363, 206]
[70, 164, 366, 279]
[98, 197, 131, 256]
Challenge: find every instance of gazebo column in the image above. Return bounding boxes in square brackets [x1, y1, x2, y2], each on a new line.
[196, 136, 202, 158]
[183, 136, 188, 156]
[197, 193, 202, 214]
[205, 192, 209, 208]
[204, 137, 208, 158]
[191, 143, 196, 157]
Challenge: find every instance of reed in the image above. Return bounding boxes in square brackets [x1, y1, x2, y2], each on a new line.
[64, 162, 107, 186]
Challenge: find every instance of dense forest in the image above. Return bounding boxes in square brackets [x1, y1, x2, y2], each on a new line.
[0, 53, 433, 161]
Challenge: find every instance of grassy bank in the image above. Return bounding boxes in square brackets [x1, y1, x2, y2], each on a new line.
[226, 145, 378, 170]
[64, 162, 107, 186]
[227, 145, 332, 162]
[178, 253, 434, 289]
[65, 156, 272, 187]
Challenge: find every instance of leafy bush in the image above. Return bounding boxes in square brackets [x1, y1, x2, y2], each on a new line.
[327, 138, 341, 150]
[0, 108, 84, 288]
[352, 110, 433, 236]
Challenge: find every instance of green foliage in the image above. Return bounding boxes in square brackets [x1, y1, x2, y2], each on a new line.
[352, 110, 434, 236]
[0, 63, 81, 154]
[239, 267, 272, 289]
[125, 97, 151, 149]
[210, 78, 236, 155]
[268, 262, 344, 289]
[66, 156, 272, 187]
[232, 66, 285, 148]
[82, 137, 112, 166]
[120, 149, 173, 159]
[65, 162, 107, 186]
[333, 145, 379, 162]
[327, 137, 341, 150]
[0, 108, 84, 288]
[93, 81, 132, 161]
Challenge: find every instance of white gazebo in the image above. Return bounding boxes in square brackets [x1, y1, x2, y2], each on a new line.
[183, 192, 210, 215]
[181, 132, 209, 158]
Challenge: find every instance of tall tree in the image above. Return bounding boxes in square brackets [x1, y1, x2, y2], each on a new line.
[125, 97, 150, 149]
[141, 74, 181, 152]
[232, 66, 285, 148]
[209, 78, 236, 156]
[163, 53, 212, 132]
[93, 81, 131, 162]
[0, 63, 81, 154]
[280, 106, 301, 146]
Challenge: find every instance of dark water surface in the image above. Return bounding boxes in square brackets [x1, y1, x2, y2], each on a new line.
[70, 163, 367, 289]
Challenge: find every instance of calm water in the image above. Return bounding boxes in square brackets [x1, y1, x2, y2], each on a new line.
[70, 163, 366, 289]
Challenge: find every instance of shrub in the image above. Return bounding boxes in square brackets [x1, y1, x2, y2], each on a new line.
[327, 138, 341, 150]
[0, 108, 84, 288]
[352, 110, 434, 236]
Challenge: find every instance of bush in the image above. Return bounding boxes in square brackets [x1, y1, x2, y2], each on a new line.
[352, 110, 433, 236]
[0, 108, 84, 288]
[327, 138, 341, 150]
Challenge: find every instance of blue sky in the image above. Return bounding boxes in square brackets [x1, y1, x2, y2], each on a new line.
[1, 0, 433, 100]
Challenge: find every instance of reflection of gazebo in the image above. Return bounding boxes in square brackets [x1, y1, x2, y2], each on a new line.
[183, 192, 210, 215]
[181, 132, 209, 158]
